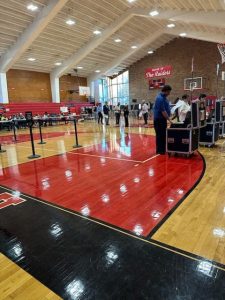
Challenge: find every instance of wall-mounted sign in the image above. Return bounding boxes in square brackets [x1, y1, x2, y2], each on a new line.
[149, 78, 165, 89]
[145, 65, 172, 79]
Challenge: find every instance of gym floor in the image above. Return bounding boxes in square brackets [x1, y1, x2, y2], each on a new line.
[1, 120, 225, 299]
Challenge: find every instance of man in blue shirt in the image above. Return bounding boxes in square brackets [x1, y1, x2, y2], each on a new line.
[153, 85, 172, 154]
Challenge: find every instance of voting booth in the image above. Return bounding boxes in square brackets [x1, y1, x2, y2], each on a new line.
[166, 102, 205, 157]
[214, 100, 225, 137]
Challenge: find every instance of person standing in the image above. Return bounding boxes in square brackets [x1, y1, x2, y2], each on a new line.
[123, 104, 129, 127]
[153, 85, 172, 155]
[142, 100, 148, 125]
[178, 94, 190, 122]
[114, 103, 121, 125]
[97, 103, 103, 124]
[103, 102, 110, 125]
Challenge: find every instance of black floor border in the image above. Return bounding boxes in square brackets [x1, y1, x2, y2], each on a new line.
[2, 157, 225, 274]
[146, 151, 206, 239]
[0, 184, 136, 239]
[149, 238, 225, 271]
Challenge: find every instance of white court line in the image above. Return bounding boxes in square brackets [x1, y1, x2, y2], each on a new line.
[67, 151, 142, 163]
[142, 154, 160, 163]
[14, 139, 158, 164]
[15, 144, 142, 163]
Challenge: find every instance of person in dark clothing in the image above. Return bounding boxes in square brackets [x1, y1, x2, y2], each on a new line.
[153, 85, 172, 155]
[97, 103, 103, 124]
[123, 105, 129, 127]
[103, 102, 110, 125]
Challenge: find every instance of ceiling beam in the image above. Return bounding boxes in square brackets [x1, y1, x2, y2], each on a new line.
[0, 0, 69, 72]
[51, 8, 139, 78]
[88, 30, 164, 83]
[89, 25, 225, 82]
[134, 8, 225, 28]
[165, 28, 225, 44]
[51, 7, 225, 78]
[219, 0, 225, 10]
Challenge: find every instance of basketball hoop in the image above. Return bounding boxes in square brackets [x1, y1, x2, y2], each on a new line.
[190, 81, 197, 91]
[218, 43, 225, 64]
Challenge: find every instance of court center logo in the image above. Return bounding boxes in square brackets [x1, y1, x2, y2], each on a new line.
[0, 192, 26, 210]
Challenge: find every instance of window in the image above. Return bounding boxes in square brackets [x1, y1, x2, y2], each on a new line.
[97, 71, 129, 105]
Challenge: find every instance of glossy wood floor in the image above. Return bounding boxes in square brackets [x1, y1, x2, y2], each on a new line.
[153, 140, 225, 266]
[0, 254, 61, 300]
[1, 119, 225, 296]
[0, 133, 203, 236]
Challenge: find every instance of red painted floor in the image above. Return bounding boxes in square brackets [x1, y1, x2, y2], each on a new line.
[0, 134, 204, 236]
[72, 133, 156, 161]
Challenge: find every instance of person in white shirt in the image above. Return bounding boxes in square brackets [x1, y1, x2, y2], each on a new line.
[142, 100, 149, 125]
[114, 103, 121, 125]
[178, 94, 190, 122]
[171, 95, 190, 122]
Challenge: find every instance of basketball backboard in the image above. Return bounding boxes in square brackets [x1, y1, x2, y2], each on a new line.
[184, 77, 204, 91]
[222, 71, 225, 81]
[79, 86, 90, 96]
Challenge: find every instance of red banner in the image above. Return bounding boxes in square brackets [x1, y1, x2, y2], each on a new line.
[145, 65, 172, 79]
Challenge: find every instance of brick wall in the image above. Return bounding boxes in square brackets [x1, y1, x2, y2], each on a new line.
[129, 38, 225, 103]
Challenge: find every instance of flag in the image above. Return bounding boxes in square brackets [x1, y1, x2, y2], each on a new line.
[191, 57, 194, 73]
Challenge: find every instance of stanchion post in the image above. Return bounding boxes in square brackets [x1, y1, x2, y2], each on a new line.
[12, 120, 17, 142]
[73, 117, 82, 148]
[28, 123, 41, 159]
[0, 143, 6, 153]
[25, 111, 41, 159]
[38, 120, 46, 145]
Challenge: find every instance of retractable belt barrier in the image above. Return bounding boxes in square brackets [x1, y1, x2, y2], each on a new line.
[27, 120, 41, 159]
[73, 116, 82, 148]
[38, 120, 46, 145]
[0, 115, 83, 158]
[12, 120, 17, 142]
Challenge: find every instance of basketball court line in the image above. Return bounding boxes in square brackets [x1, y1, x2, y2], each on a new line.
[1, 184, 224, 273]
[142, 154, 160, 163]
[66, 151, 143, 163]
[12, 144, 143, 163]
[13, 144, 159, 164]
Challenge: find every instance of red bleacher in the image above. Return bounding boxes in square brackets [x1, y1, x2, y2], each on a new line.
[2, 102, 93, 116]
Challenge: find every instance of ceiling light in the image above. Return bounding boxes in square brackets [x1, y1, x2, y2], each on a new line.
[179, 32, 187, 37]
[93, 30, 101, 35]
[148, 50, 154, 54]
[28, 58, 36, 61]
[127, 0, 136, 2]
[27, 4, 38, 11]
[149, 10, 159, 17]
[114, 39, 122, 43]
[167, 23, 175, 28]
[55, 62, 62, 66]
[95, 70, 101, 73]
[66, 19, 75, 25]
[131, 45, 138, 49]
[77, 66, 83, 69]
